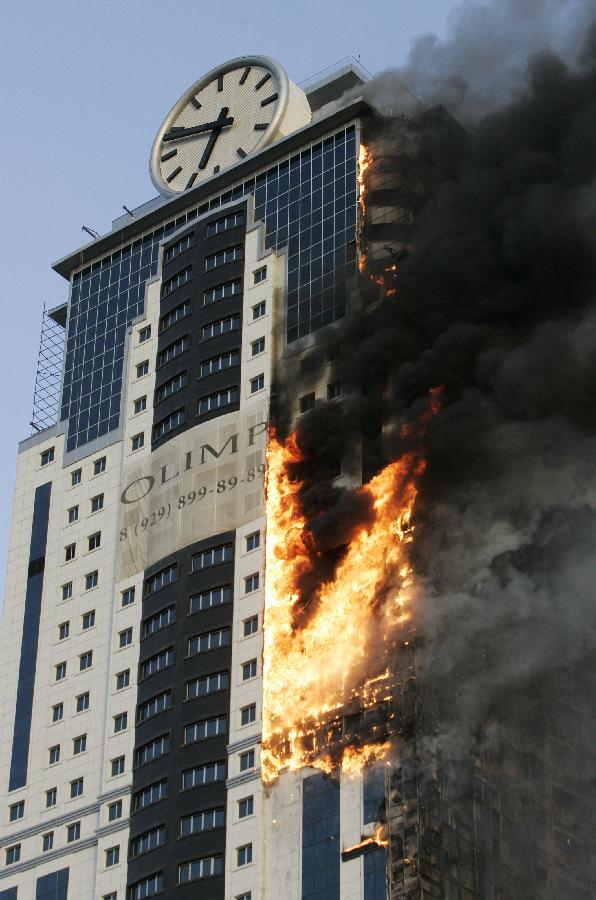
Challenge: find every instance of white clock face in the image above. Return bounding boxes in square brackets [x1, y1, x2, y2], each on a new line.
[154, 62, 282, 194]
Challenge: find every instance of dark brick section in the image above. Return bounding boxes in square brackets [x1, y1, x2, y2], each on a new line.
[152, 202, 248, 450]
[126, 531, 236, 899]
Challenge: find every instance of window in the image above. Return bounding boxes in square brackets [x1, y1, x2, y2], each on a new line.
[103, 894, 117, 900]
[153, 408, 186, 441]
[206, 210, 244, 236]
[155, 370, 188, 403]
[200, 349, 240, 377]
[160, 298, 191, 333]
[6, 845, 20, 865]
[9, 801, 24, 822]
[238, 796, 254, 818]
[162, 264, 193, 298]
[121, 586, 135, 607]
[70, 777, 84, 798]
[85, 570, 98, 590]
[237, 844, 253, 866]
[88, 531, 101, 551]
[106, 845, 120, 867]
[71, 468, 82, 486]
[42, 832, 54, 852]
[237, 894, 252, 900]
[184, 715, 227, 745]
[136, 360, 149, 378]
[46, 787, 57, 808]
[134, 395, 147, 414]
[189, 585, 232, 614]
[243, 615, 258, 636]
[82, 609, 95, 629]
[132, 432, 145, 451]
[182, 760, 226, 790]
[55, 661, 66, 681]
[253, 265, 267, 284]
[245, 572, 259, 592]
[143, 605, 176, 636]
[139, 324, 152, 343]
[145, 563, 178, 596]
[116, 669, 130, 690]
[239, 749, 255, 771]
[73, 734, 87, 755]
[251, 336, 265, 356]
[138, 691, 172, 723]
[119, 627, 133, 648]
[300, 354, 317, 374]
[300, 392, 315, 412]
[68, 505, 79, 523]
[133, 780, 167, 812]
[157, 334, 190, 367]
[130, 826, 165, 858]
[140, 647, 174, 679]
[203, 277, 242, 306]
[186, 670, 229, 700]
[205, 244, 244, 270]
[52, 702, 64, 722]
[191, 543, 233, 572]
[198, 386, 239, 415]
[41, 447, 55, 466]
[165, 232, 194, 262]
[252, 301, 266, 320]
[130, 873, 165, 899]
[76, 692, 90, 712]
[187, 628, 230, 657]
[250, 373, 264, 393]
[65, 543, 76, 562]
[79, 650, 93, 670]
[111, 756, 125, 777]
[242, 659, 257, 680]
[327, 381, 343, 400]
[91, 493, 104, 512]
[178, 855, 223, 883]
[58, 622, 70, 640]
[93, 456, 106, 475]
[135, 734, 170, 768]
[67, 822, 80, 842]
[114, 712, 128, 733]
[180, 807, 225, 836]
[240, 704, 256, 726]
[61, 582, 73, 601]
[108, 800, 123, 821]
[202, 313, 240, 340]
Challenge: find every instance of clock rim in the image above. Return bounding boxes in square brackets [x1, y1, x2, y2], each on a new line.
[149, 55, 290, 198]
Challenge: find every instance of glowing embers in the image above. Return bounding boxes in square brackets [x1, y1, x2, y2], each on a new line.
[262, 429, 426, 783]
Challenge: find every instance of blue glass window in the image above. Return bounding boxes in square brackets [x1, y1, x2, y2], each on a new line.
[302, 773, 340, 900]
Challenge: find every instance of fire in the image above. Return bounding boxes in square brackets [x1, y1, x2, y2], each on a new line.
[262, 420, 429, 782]
[357, 143, 372, 272]
[343, 823, 390, 857]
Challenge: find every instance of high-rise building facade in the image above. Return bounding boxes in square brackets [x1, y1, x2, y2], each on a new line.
[0, 56, 392, 900]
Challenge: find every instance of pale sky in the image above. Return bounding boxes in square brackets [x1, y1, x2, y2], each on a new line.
[0, 0, 457, 604]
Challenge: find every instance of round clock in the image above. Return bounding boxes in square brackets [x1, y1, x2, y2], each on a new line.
[150, 56, 312, 197]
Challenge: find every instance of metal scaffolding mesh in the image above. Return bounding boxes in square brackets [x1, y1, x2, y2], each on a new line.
[30, 303, 65, 434]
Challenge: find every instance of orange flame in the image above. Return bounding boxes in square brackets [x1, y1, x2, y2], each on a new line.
[262, 420, 430, 782]
[357, 144, 372, 273]
[343, 823, 389, 856]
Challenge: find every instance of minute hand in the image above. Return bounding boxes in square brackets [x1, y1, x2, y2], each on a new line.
[163, 116, 234, 142]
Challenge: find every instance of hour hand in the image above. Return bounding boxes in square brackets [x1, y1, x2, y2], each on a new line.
[163, 115, 234, 143]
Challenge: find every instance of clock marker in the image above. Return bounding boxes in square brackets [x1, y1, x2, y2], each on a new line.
[160, 149, 178, 161]
[191, 96, 201, 110]
[239, 66, 251, 85]
[213, 165, 220, 174]
[236, 147, 247, 159]
[185, 173, 198, 190]
[255, 72, 271, 91]
[261, 93, 278, 107]
[166, 166, 182, 183]
[217, 74, 224, 92]
[254, 123, 269, 131]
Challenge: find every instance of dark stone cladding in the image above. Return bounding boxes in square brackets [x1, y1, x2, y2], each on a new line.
[152, 201, 249, 451]
[126, 531, 235, 899]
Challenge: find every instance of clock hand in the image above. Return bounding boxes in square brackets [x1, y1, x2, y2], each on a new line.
[163, 111, 234, 143]
[197, 107, 233, 170]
